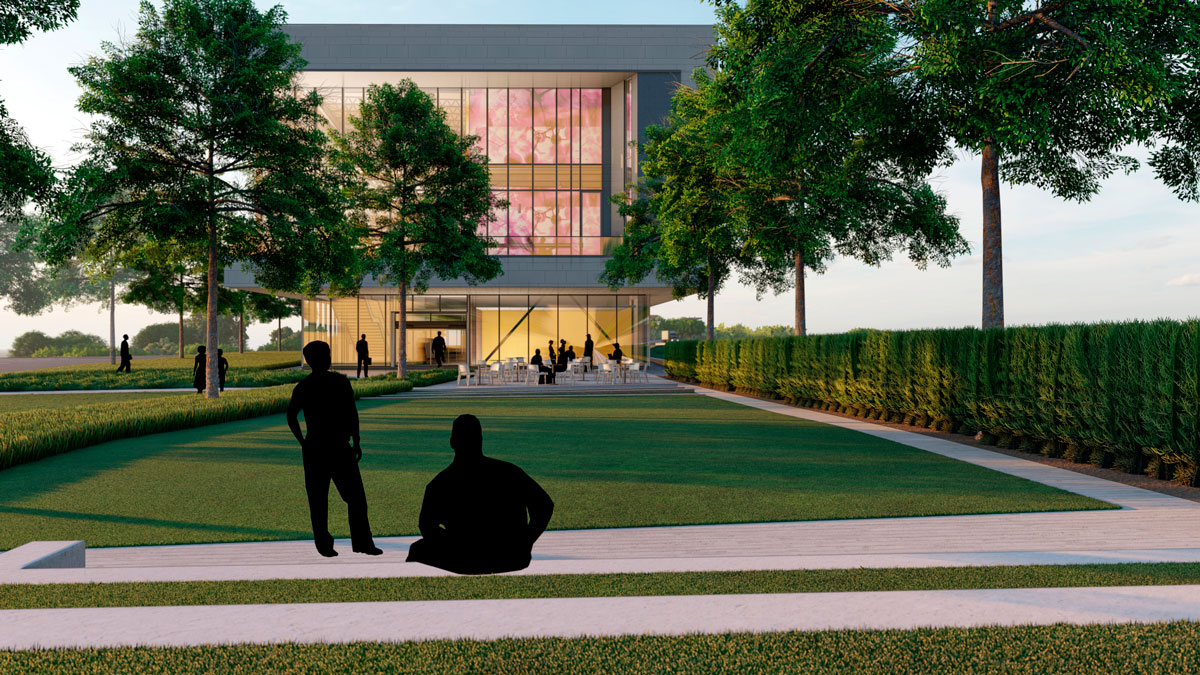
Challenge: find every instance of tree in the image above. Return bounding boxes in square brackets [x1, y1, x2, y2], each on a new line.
[0, 0, 78, 221]
[889, 1, 1200, 327]
[709, 0, 967, 335]
[35, 0, 358, 398]
[603, 71, 745, 341]
[649, 316, 707, 341]
[258, 325, 301, 351]
[331, 81, 502, 378]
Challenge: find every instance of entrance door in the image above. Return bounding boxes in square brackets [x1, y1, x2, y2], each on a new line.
[394, 313, 466, 366]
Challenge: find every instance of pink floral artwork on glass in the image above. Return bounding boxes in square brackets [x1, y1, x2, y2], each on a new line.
[509, 191, 533, 237]
[467, 89, 487, 157]
[487, 88, 507, 165]
[582, 192, 601, 237]
[557, 191, 575, 237]
[533, 88, 555, 164]
[581, 89, 602, 164]
[508, 89, 532, 164]
[488, 191, 508, 238]
[533, 191, 556, 236]
[556, 88, 572, 166]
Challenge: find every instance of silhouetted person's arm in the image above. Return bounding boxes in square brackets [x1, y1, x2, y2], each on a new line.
[521, 472, 554, 546]
[417, 483, 445, 542]
[287, 384, 305, 447]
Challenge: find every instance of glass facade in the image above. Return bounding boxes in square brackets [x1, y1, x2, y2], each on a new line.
[303, 294, 649, 367]
[306, 85, 627, 256]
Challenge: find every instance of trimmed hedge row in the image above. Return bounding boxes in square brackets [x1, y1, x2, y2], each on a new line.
[664, 322, 1200, 484]
[0, 369, 457, 471]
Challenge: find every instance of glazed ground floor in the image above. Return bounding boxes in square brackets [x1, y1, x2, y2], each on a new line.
[302, 293, 649, 367]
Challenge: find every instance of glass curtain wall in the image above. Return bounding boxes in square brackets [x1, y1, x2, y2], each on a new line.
[470, 294, 646, 365]
[306, 85, 623, 256]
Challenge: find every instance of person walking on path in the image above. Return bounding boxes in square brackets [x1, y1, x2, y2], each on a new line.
[115, 334, 132, 373]
[217, 349, 229, 392]
[192, 346, 206, 393]
[583, 334, 594, 370]
[287, 340, 382, 558]
[407, 414, 553, 574]
[432, 331, 447, 368]
[355, 334, 370, 378]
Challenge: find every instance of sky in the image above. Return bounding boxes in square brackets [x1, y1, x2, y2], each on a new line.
[1, 0, 1197, 352]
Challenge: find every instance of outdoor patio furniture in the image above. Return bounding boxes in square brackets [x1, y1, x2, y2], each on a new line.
[525, 363, 544, 385]
[456, 363, 472, 386]
[599, 362, 616, 384]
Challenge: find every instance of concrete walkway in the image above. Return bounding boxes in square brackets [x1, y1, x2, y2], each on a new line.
[5, 382, 1200, 647]
[0, 388, 251, 395]
[5, 585, 1200, 649]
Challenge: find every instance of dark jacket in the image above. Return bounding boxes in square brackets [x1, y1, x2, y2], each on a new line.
[287, 370, 359, 450]
[119, 340, 130, 358]
[356, 339, 369, 358]
[583, 339, 594, 357]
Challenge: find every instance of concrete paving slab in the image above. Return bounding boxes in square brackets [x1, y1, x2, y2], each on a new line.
[4, 584, 1200, 648]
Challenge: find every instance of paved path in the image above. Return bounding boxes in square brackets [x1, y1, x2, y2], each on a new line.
[0, 388, 251, 396]
[5, 585, 1200, 648]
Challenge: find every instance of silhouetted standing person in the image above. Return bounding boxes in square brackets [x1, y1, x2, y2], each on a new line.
[356, 334, 370, 378]
[287, 340, 382, 558]
[116, 334, 132, 373]
[583, 334, 594, 370]
[546, 340, 556, 366]
[218, 349, 229, 392]
[432, 331, 447, 368]
[407, 414, 553, 574]
[192, 346, 206, 393]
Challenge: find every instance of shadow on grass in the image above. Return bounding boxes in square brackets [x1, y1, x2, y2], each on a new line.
[0, 505, 308, 539]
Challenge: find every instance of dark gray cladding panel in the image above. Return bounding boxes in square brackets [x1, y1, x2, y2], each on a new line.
[283, 24, 713, 85]
[636, 71, 681, 144]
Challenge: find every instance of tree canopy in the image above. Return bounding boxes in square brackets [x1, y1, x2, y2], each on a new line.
[33, 0, 357, 396]
[331, 80, 502, 376]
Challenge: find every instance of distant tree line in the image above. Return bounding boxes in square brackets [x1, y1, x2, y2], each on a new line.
[649, 315, 790, 342]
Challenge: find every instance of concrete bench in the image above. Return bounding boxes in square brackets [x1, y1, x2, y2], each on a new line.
[0, 541, 85, 570]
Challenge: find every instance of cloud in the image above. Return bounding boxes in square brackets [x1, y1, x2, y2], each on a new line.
[1138, 235, 1173, 250]
[1166, 274, 1200, 287]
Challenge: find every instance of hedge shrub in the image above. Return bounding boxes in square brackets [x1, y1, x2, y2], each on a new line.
[0, 369, 457, 471]
[663, 321, 1200, 484]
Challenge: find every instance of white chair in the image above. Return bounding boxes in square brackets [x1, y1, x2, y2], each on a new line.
[482, 361, 502, 385]
[628, 362, 649, 383]
[599, 362, 615, 384]
[456, 363, 472, 386]
[578, 356, 591, 379]
[560, 360, 576, 385]
[525, 364, 542, 385]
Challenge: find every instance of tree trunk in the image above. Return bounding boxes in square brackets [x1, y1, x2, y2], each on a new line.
[238, 311, 244, 353]
[205, 150, 220, 399]
[981, 0, 1004, 329]
[277, 316, 282, 352]
[706, 273, 715, 341]
[794, 249, 806, 336]
[109, 279, 116, 365]
[178, 272, 184, 360]
[981, 141, 1004, 329]
[397, 280, 408, 379]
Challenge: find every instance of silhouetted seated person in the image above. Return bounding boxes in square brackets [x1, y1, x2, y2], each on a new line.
[529, 349, 554, 384]
[565, 345, 577, 361]
[610, 343, 624, 362]
[554, 347, 569, 373]
[407, 414, 554, 575]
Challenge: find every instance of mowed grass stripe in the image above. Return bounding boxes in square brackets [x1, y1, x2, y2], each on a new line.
[0, 395, 1108, 550]
[4, 622, 1200, 674]
[4, 563, 1199, 609]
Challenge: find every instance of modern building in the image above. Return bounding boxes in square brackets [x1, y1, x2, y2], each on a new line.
[226, 24, 712, 367]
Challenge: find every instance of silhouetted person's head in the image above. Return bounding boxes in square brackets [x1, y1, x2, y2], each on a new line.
[123, 334, 128, 340]
[450, 414, 483, 459]
[304, 341, 332, 372]
[615, 342, 621, 348]
[568, 345, 574, 351]
[218, 349, 224, 356]
[437, 331, 442, 336]
[197, 346, 206, 354]
[534, 348, 541, 355]
[587, 334, 592, 339]
[360, 334, 366, 340]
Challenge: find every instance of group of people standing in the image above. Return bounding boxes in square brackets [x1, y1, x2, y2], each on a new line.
[530, 333, 623, 384]
[113, 334, 229, 393]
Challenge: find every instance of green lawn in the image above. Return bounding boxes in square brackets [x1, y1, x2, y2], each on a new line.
[23, 352, 302, 372]
[0, 392, 192, 413]
[0, 395, 1108, 550]
[4, 622, 1200, 674]
[2, 562, 1198, 609]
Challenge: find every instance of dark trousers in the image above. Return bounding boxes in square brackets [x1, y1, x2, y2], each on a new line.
[303, 448, 375, 551]
[116, 357, 131, 373]
[434, 349, 445, 367]
[219, 373, 226, 391]
[356, 357, 369, 378]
